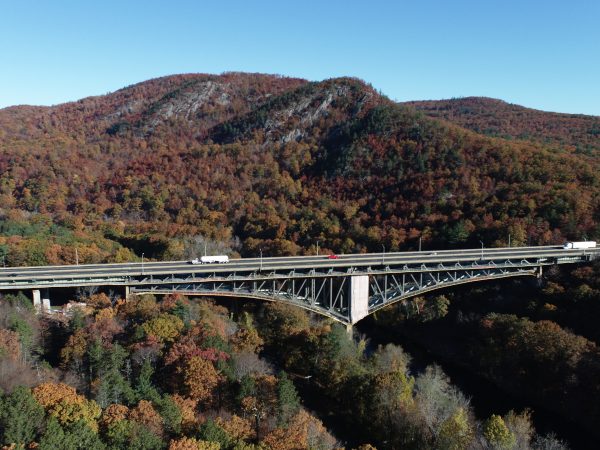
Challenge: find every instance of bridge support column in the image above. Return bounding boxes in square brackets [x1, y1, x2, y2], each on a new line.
[349, 275, 369, 324]
[32, 289, 50, 312]
[32, 289, 41, 311]
[124, 285, 130, 299]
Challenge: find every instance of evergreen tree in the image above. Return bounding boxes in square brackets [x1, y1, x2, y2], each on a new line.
[0, 386, 45, 447]
[156, 395, 182, 436]
[276, 371, 300, 426]
[135, 358, 161, 402]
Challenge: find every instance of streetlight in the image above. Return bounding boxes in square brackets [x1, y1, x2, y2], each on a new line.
[141, 253, 144, 275]
[316, 240, 320, 256]
[382, 244, 386, 265]
[75, 248, 79, 265]
[508, 234, 511, 248]
[419, 236, 422, 252]
[260, 248, 263, 271]
[480, 241, 484, 260]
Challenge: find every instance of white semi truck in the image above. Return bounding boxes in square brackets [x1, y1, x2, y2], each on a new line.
[563, 241, 597, 249]
[191, 255, 229, 264]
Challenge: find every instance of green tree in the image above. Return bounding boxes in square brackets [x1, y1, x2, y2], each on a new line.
[135, 358, 161, 402]
[276, 371, 300, 426]
[156, 395, 182, 437]
[39, 417, 106, 450]
[483, 414, 516, 450]
[436, 407, 473, 450]
[198, 418, 232, 449]
[0, 386, 45, 447]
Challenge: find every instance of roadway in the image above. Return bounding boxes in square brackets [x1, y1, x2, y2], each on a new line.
[0, 245, 598, 284]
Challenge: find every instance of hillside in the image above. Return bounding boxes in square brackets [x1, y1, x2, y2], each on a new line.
[405, 97, 600, 155]
[0, 74, 599, 267]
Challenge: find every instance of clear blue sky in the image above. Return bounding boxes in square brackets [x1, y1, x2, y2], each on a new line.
[1, 0, 599, 115]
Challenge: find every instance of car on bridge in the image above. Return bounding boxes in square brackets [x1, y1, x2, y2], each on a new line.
[327, 254, 340, 259]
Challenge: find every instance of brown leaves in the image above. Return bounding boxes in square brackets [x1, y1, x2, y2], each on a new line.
[129, 400, 163, 437]
[262, 410, 337, 450]
[0, 329, 21, 362]
[100, 403, 130, 429]
[182, 356, 221, 403]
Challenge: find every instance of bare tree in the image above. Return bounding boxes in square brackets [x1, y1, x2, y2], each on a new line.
[182, 234, 241, 260]
[231, 351, 272, 381]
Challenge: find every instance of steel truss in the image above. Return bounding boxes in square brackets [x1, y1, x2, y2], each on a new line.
[130, 258, 547, 325]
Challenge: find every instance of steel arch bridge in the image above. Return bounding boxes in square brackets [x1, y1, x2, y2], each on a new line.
[1, 246, 597, 326]
[130, 256, 567, 325]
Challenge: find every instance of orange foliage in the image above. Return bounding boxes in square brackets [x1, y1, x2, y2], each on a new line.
[0, 329, 21, 362]
[216, 414, 255, 441]
[100, 403, 130, 428]
[172, 395, 199, 432]
[261, 410, 336, 450]
[129, 400, 163, 437]
[182, 356, 221, 403]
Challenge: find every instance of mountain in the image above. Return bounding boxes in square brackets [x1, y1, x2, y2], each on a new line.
[405, 97, 600, 155]
[0, 74, 599, 266]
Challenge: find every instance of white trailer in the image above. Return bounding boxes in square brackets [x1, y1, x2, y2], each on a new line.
[563, 241, 597, 249]
[190, 255, 229, 264]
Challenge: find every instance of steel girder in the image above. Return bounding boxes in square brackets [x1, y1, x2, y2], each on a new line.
[130, 258, 547, 325]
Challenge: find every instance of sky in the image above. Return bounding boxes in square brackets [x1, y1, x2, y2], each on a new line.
[1, 0, 599, 115]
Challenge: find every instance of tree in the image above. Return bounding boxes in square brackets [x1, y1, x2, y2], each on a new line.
[436, 407, 473, 450]
[276, 371, 300, 426]
[216, 414, 255, 443]
[261, 410, 337, 450]
[483, 414, 516, 450]
[33, 382, 102, 430]
[135, 358, 161, 402]
[0, 386, 45, 447]
[0, 329, 21, 362]
[168, 437, 220, 450]
[100, 403, 129, 430]
[39, 417, 106, 450]
[171, 394, 198, 433]
[129, 400, 163, 438]
[141, 313, 184, 343]
[414, 365, 470, 441]
[198, 419, 232, 448]
[156, 395, 183, 437]
[182, 356, 221, 403]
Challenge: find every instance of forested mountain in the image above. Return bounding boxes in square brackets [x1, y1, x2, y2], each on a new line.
[406, 97, 600, 156]
[0, 73, 598, 266]
[2, 73, 600, 449]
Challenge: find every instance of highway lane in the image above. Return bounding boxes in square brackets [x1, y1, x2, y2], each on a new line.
[0, 244, 565, 274]
[0, 246, 597, 283]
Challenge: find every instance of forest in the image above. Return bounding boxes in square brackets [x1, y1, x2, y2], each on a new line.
[1, 72, 599, 448]
[0, 288, 578, 449]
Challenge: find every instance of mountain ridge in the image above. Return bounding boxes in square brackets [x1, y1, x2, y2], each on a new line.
[0, 72, 598, 266]
[405, 96, 600, 155]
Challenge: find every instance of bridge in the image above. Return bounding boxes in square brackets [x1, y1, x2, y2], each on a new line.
[0, 246, 598, 325]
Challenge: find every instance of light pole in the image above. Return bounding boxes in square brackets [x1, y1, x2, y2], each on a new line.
[260, 248, 263, 271]
[480, 241, 484, 260]
[508, 234, 511, 248]
[419, 236, 422, 252]
[316, 240, 319, 256]
[141, 253, 144, 275]
[382, 244, 386, 265]
[75, 248, 79, 265]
